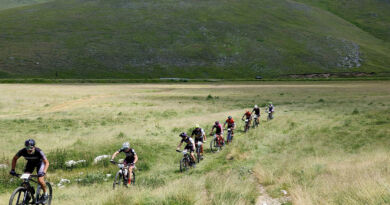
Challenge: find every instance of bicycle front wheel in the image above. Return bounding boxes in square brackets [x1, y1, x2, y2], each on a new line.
[9, 187, 28, 205]
[180, 158, 187, 172]
[113, 171, 122, 190]
[210, 139, 217, 153]
[36, 181, 53, 205]
[131, 171, 136, 185]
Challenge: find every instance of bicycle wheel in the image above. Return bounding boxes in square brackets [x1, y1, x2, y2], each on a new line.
[131, 171, 136, 185]
[36, 181, 53, 205]
[113, 171, 122, 190]
[180, 158, 187, 172]
[210, 139, 217, 153]
[9, 187, 28, 205]
[196, 148, 201, 163]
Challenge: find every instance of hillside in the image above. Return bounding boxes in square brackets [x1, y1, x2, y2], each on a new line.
[0, 0, 389, 79]
[0, 0, 51, 10]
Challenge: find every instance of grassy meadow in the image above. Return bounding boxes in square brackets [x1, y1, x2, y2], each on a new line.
[1, 0, 390, 78]
[0, 82, 389, 204]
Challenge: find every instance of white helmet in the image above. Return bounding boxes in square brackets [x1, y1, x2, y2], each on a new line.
[254, 105, 258, 108]
[122, 142, 130, 149]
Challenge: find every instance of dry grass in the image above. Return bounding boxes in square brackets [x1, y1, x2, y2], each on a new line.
[0, 82, 389, 204]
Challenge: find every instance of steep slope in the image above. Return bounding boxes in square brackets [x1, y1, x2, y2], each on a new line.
[0, 0, 389, 79]
[296, 0, 390, 42]
[0, 0, 51, 10]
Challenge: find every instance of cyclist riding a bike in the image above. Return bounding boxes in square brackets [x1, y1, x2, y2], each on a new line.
[10, 139, 50, 204]
[176, 132, 196, 163]
[191, 124, 206, 157]
[110, 142, 138, 185]
[242, 110, 252, 123]
[210, 121, 224, 145]
[267, 102, 275, 119]
[223, 116, 236, 136]
[251, 105, 261, 124]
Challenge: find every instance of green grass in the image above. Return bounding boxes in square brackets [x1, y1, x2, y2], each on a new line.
[295, 0, 390, 42]
[0, 82, 389, 204]
[0, 0, 389, 79]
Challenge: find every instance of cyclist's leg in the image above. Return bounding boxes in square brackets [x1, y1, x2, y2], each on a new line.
[128, 165, 134, 184]
[37, 162, 47, 192]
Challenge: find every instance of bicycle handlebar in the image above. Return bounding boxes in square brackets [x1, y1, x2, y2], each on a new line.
[12, 173, 38, 178]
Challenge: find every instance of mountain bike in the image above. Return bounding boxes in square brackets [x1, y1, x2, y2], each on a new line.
[226, 128, 233, 144]
[252, 114, 260, 128]
[210, 133, 224, 152]
[176, 149, 194, 172]
[9, 173, 52, 205]
[243, 118, 251, 132]
[195, 141, 203, 163]
[111, 161, 135, 189]
[266, 110, 273, 121]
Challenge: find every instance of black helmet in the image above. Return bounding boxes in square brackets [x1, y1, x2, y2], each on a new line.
[228, 116, 232, 119]
[25, 139, 36, 147]
[179, 132, 188, 138]
[215, 121, 219, 125]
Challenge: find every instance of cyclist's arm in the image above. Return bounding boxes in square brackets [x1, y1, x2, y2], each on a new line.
[177, 142, 183, 150]
[111, 151, 120, 160]
[43, 159, 49, 174]
[133, 155, 138, 164]
[11, 155, 19, 170]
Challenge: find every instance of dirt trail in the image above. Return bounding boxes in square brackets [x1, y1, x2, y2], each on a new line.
[45, 94, 111, 113]
[256, 184, 291, 205]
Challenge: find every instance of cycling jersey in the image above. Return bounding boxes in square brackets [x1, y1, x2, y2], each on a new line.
[213, 124, 223, 135]
[268, 105, 274, 112]
[225, 119, 235, 128]
[16, 147, 47, 164]
[244, 112, 251, 119]
[16, 147, 47, 173]
[181, 137, 195, 152]
[253, 108, 260, 115]
[118, 148, 137, 163]
[192, 128, 205, 142]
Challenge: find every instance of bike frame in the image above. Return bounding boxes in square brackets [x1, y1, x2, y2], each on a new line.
[11, 174, 40, 204]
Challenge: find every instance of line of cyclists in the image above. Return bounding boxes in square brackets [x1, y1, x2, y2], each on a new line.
[8, 102, 275, 201]
[176, 102, 275, 168]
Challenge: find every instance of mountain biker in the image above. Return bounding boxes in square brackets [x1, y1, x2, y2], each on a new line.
[110, 142, 138, 185]
[10, 139, 50, 204]
[223, 116, 236, 136]
[251, 105, 261, 125]
[267, 102, 275, 119]
[210, 121, 224, 145]
[176, 132, 196, 164]
[242, 110, 252, 124]
[191, 124, 206, 158]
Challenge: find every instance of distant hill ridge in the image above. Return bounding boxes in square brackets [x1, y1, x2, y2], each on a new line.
[0, 0, 389, 79]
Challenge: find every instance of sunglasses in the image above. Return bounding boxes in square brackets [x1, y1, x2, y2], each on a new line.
[26, 146, 34, 151]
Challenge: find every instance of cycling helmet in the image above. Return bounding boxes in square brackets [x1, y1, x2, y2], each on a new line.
[215, 121, 219, 125]
[195, 124, 200, 128]
[179, 132, 188, 138]
[269, 102, 272, 105]
[254, 105, 258, 108]
[228, 116, 232, 119]
[122, 142, 130, 149]
[25, 139, 35, 147]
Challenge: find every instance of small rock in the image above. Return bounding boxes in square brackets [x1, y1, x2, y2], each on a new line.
[281, 190, 288, 195]
[60, 178, 71, 184]
[65, 160, 86, 167]
[0, 164, 8, 169]
[106, 174, 112, 178]
[94, 155, 110, 163]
